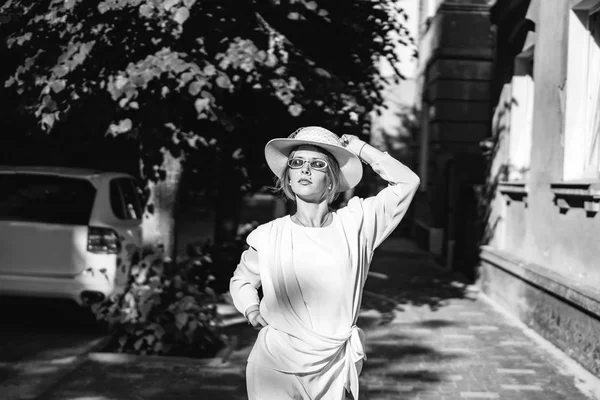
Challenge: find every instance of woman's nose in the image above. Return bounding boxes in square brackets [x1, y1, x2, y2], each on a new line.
[301, 164, 311, 174]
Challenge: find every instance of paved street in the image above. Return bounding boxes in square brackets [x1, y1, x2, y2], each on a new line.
[5, 236, 600, 400]
[0, 298, 106, 400]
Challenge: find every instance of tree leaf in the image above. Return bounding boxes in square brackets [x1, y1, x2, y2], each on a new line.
[188, 81, 202, 96]
[163, 0, 179, 11]
[173, 6, 189, 25]
[110, 118, 133, 135]
[288, 12, 300, 20]
[288, 103, 303, 117]
[64, 0, 77, 10]
[194, 98, 209, 114]
[215, 74, 231, 89]
[145, 333, 156, 345]
[115, 76, 128, 90]
[53, 65, 69, 78]
[304, 1, 318, 11]
[139, 4, 153, 17]
[255, 50, 267, 63]
[50, 79, 66, 93]
[175, 312, 188, 329]
[180, 71, 195, 85]
[203, 64, 216, 76]
[43, 95, 57, 112]
[133, 337, 144, 350]
[153, 341, 163, 353]
[41, 113, 55, 130]
[98, 2, 110, 14]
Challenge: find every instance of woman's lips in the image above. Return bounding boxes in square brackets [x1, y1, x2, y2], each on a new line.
[298, 179, 311, 184]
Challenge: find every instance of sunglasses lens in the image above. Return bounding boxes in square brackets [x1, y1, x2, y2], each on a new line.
[288, 158, 328, 170]
[310, 160, 327, 170]
[289, 158, 305, 168]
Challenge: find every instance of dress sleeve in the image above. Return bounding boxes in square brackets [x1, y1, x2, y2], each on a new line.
[229, 228, 262, 316]
[346, 152, 420, 254]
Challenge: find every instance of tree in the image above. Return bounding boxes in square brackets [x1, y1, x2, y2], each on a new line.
[1, 0, 413, 261]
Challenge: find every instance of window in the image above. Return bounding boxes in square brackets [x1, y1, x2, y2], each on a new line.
[507, 49, 534, 181]
[564, 0, 600, 180]
[110, 178, 143, 220]
[0, 174, 96, 226]
[418, 101, 434, 191]
[120, 179, 144, 219]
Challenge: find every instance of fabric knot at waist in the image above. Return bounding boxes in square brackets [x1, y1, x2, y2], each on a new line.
[248, 324, 366, 398]
[346, 325, 366, 364]
[343, 325, 366, 399]
[249, 323, 365, 371]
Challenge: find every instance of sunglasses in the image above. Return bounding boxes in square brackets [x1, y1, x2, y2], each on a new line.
[287, 158, 328, 171]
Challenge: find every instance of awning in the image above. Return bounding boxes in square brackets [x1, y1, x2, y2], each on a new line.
[525, 0, 539, 26]
[522, 0, 539, 53]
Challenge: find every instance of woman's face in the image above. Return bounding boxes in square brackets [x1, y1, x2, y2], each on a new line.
[288, 145, 330, 203]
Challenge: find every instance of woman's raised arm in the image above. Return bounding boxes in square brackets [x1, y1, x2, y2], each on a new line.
[342, 136, 420, 253]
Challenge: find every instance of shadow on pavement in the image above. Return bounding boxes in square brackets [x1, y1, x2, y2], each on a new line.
[361, 246, 472, 321]
[0, 296, 105, 386]
[354, 238, 473, 398]
[0, 296, 103, 334]
[39, 356, 248, 400]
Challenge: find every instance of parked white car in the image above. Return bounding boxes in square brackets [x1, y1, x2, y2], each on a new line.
[0, 167, 144, 305]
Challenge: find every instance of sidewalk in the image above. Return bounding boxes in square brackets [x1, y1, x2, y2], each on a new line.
[15, 237, 600, 400]
[359, 238, 600, 400]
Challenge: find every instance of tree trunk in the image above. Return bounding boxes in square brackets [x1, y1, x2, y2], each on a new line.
[141, 147, 185, 261]
[212, 151, 245, 292]
[213, 168, 243, 246]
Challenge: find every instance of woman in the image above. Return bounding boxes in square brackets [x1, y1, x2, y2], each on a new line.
[230, 126, 420, 400]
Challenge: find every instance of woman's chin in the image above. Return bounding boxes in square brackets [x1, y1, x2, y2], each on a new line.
[295, 192, 326, 204]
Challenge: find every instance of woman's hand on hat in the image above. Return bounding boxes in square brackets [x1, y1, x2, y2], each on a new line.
[247, 309, 268, 329]
[341, 134, 366, 157]
[340, 134, 358, 147]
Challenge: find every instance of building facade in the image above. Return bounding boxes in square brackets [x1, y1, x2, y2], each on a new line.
[478, 0, 600, 377]
[413, 0, 600, 377]
[412, 0, 494, 277]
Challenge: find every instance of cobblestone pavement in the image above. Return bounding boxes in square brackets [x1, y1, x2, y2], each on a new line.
[359, 238, 600, 400]
[30, 237, 600, 400]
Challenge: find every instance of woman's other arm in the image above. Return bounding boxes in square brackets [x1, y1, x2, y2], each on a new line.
[229, 239, 268, 328]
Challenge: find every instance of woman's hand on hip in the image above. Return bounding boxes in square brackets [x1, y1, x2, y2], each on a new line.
[247, 309, 268, 329]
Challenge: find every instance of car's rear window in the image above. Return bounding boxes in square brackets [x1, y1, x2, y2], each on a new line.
[0, 173, 97, 225]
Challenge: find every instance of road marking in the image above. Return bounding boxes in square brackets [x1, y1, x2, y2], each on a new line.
[460, 392, 500, 398]
[500, 384, 543, 391]
[497, 368, 537, 375]
[467, 325, 500, 331]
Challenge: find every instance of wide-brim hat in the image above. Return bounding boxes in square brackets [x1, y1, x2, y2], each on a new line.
[264, 126, 363, 192]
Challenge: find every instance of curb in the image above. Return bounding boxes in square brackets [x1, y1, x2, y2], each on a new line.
[478, 292, 600, 399]
[1, 335, 112, 400]
[87, 351, 245, 371]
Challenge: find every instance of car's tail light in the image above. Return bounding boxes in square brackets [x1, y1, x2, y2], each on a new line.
[87, 226, 121, 254]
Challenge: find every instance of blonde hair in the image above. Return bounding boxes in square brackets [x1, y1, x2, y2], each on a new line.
[272, 145, 341, 204]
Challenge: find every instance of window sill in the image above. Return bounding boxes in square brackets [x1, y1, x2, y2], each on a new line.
[498, 181, 528, 206]
[549, 180, 600, 215]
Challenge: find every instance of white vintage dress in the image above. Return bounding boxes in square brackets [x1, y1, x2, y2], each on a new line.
[230, 152, 420, 400]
